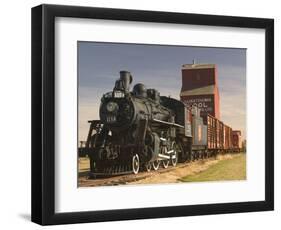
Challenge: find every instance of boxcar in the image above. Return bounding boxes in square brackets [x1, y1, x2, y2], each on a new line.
[223, 124, 233, 152]
[217, 119, 224, 150]
[207, 114, 222, 151]
[181, 107, 242, 158]
[232, 130, 242, 152]
[207, 115, 215, 150]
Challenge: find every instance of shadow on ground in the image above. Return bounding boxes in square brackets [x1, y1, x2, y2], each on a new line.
[18, 213, 30, 222]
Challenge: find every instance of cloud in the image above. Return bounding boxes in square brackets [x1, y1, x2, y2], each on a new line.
[78, 42, 247, 141]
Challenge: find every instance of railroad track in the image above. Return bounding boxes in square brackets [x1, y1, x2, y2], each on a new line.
[78, 159, 209, 187]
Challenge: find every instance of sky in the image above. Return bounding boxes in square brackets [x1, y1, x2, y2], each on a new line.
[78, 42, 246, 142]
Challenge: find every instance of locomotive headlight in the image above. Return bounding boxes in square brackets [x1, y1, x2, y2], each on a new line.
[106, 102, 119, 112]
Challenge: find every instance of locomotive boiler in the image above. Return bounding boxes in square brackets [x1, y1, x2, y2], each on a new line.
[84, 71, 192, 175]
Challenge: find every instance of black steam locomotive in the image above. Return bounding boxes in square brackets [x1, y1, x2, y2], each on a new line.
[83, 71, 193, 175]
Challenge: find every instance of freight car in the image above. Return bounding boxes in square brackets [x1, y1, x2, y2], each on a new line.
[81, 71, 242, 176]
[189, 112, 237, 159]
[232, 130, 242, 152]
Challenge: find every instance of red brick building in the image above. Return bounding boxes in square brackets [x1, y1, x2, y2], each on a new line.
[180, 63, 220, 122]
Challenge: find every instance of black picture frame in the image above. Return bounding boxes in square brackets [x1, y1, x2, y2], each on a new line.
[31, 4, 274, 225]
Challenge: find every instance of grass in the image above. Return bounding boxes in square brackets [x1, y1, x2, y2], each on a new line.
[180, 153, 246, 182]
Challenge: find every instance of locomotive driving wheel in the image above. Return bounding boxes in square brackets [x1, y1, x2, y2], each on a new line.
[145, 162, 152, 172]
[132, 154, 140, 174]
[161, 146, 169, 169]
[152, 160, 160, 171]
[170, 142, 178, 167]
[162, 160, 169, 169]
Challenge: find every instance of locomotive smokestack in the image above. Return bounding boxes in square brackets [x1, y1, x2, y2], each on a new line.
[119, 71, 133, 93]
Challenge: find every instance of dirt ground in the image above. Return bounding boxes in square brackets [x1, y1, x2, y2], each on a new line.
[78, 153, 245, 186]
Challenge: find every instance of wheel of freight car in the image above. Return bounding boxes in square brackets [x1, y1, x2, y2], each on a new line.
[132, 154, 140, 174]
[145, 162, 152, 172]
[152, 160, 160, 171]
[170, 142, 178, 167]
